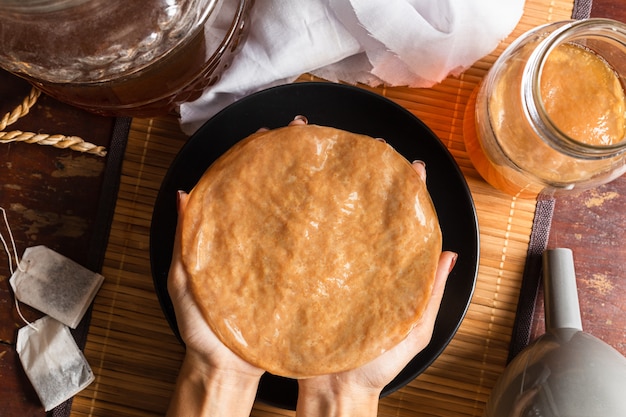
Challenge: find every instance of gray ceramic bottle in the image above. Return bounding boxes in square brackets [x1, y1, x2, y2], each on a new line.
[484, 248, 626, 417]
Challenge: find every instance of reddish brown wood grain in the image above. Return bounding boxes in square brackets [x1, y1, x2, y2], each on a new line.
[590, 0, 626, 20]
[0, 70, 115, 417]
[530, 3, 626, 355]
[531, 177, 626, 354]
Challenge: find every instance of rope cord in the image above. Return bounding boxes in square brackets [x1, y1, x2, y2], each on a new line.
[1, 87, 107, 157]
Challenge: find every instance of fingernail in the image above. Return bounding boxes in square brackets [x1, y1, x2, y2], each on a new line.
[293, 115, 308, 124]
[449, 253, 458, 274]
[176, 190, 184, 213]
[375, 138, 386, 143]
[412, 160, 426, 169]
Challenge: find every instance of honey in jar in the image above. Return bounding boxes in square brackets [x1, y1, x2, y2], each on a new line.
[465, 19, 626, 198]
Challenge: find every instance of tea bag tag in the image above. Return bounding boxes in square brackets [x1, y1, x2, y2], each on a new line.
[16, 315, 95, 411]
[9, 245, 104, 328]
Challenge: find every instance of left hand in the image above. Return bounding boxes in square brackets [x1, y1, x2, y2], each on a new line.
[167, 114, 311, 382]
[168, 190, 266, 380]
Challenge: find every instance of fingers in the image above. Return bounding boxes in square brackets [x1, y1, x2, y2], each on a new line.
[375, 138, 425, 183]
[326, 250, 457, 390]
[256, 119, 426, 184]
[411, 160, 426, 182]
[174, 190, 189, 252]
[257, 118, 425, 185]
[256, 115, 309, 133]
[168, 191, 190, 294]
[416, 251, 457, 332]
[432, 251, 457, 304]
[290, 115, 308, 126]
[176, 190, 189, 215]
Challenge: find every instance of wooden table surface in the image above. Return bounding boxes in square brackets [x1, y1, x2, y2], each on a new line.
[0, 71, 118, 416]
[529, 2, 626, 355]
[1, 1, 625, 416]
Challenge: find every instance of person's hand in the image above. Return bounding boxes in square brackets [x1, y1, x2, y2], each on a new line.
[168, 114, 310, 376]
[296, 161, 458, 417]
[168, 190, 266, 378]
[165, 115, 312, 416]
[166, 191, 264, 417]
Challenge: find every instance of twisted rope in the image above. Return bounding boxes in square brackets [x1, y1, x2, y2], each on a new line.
[1, 87, 40, 131]
[0, 131, 107, 157]
[1, 87, 107, 157]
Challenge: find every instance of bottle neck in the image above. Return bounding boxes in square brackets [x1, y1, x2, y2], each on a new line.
[522, 19, 626, 160]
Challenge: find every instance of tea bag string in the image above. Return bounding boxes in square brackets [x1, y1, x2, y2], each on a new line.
[0, 86, 107, 157]
[0, 208, 25, 274]
[0, 207, 37, 331]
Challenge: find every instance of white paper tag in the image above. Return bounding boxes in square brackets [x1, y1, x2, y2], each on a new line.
[9, 245, 104, 328]
[16, 315, 95, 411]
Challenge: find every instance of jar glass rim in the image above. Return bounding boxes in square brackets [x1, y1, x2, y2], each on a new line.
[523, 18, 626, 159]
[0, 0, 90, 13]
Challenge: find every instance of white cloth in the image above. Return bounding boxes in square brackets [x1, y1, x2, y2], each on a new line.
[180, 0, 525, 134]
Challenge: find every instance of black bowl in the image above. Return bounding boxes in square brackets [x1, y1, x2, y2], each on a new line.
[150, 82, 479, 410]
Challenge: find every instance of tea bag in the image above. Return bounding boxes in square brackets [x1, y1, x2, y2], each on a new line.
[16, 315, 95, 411]
[9, 245, 104, 328]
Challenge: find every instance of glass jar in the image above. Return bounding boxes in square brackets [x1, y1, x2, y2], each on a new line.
[465, 19, 626, 198]
[0, 0, 253, 117]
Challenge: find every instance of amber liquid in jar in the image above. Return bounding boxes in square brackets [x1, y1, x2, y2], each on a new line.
[27, 26, 219, 117]
[1, 0, 252, 117]
[466, 20, 626, 198]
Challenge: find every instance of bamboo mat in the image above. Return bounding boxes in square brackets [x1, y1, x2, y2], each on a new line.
[70, 1, 575, 416]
